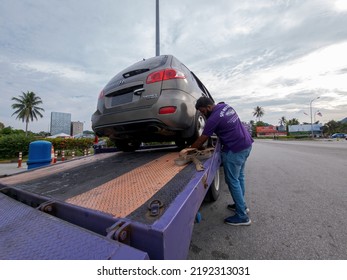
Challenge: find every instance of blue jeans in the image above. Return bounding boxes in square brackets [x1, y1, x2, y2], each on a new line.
[222, 146, 252, 219]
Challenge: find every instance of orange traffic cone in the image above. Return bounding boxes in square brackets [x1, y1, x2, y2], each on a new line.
[18, 152, 23, 168]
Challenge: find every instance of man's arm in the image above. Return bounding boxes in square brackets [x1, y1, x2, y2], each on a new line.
[190, 134, 209, 149]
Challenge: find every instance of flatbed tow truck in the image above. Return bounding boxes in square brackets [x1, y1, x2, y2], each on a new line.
[0, 142, 221, 260]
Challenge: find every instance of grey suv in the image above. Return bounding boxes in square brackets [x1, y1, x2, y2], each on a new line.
[91, 55, 214, 151]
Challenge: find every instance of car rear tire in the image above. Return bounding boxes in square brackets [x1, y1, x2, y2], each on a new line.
[187, 111, 206, 145]
[115, 140, 141, 152]
[175, 111, 206, 148]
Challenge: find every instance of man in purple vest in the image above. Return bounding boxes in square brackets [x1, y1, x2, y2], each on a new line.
[190, 97, 254, 226]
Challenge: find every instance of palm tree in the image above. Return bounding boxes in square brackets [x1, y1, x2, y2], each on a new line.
[278, 116, 288, 135]
[253, 106, 264, 122]
[287, 118, 299, 126]
[11, 91, 44, 136]
[279, 116, 287, 126]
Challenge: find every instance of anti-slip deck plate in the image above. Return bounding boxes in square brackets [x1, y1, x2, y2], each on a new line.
[0, 153, 116, 186]
[1, 149, 197, 223]
[66, 152, 186, 217]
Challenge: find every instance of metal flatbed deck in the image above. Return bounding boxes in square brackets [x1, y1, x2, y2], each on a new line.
[1, 148, 196, 224]
[0, 144, 221, 259]
[0, 191, 149, 260]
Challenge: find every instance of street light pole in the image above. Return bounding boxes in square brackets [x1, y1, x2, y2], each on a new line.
[155, 0, 160, 56]
[310, 96, 320, 138]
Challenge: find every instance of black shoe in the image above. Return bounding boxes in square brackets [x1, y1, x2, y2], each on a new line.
[227, 203, 250, 213]
[224, 215, 251, 226]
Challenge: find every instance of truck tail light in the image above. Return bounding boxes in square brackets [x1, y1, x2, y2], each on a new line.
[146, 68, 185, 84]
[159, 106, 177, 114]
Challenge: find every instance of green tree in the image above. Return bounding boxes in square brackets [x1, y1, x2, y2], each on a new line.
[0, 126, 15, 135]
[323, 120, 340, 135]
[0, 122, 4, 130]
[255, 121, 266, 127]
[36, 131, 50, 137]
[11, 91, 44, 136]
[249, 120, 256, 137]
[287, 118, 299, 125]
[253, 106, 264, 122]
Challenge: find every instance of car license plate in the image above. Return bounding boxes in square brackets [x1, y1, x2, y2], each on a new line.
[111, 92, 133, 106]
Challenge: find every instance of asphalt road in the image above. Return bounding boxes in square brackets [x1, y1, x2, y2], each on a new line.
[188, 139, 347, 260]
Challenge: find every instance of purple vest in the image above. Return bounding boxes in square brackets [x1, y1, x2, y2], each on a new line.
[202, 103, 253, 152]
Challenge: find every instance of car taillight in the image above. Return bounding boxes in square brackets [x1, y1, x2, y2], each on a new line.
[159, 106, 177, 114]
[146, 68, 185, 84]
[98, 90, 104, 99]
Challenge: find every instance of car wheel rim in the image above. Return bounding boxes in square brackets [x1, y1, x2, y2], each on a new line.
[197, 115, 205, 136]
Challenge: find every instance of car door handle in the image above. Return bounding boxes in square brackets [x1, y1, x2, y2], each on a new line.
[134, 88, 145, 95]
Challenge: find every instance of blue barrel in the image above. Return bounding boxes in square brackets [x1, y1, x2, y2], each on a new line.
[27, 140, 52, 170]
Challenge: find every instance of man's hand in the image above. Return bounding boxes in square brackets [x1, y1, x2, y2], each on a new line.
[179, 147, 198, 158]
[190, 135, 209, 149]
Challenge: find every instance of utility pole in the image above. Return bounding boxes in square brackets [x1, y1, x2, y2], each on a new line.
[310, 96, 320, 138]
[156, 0, 160, 56]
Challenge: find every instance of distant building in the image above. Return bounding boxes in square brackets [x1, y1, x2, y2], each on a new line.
[289, 124, 322, 137]
[256, 126, 287, 137]
[71, 121, 84, 136]
[50, 112, 71, 136]
[242, 122, 252, 135]
[277, 125, 286, 132]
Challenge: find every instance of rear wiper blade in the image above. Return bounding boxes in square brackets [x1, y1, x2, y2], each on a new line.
[123, 68, 149, 78]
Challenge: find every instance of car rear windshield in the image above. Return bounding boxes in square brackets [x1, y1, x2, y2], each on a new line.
[122, 55, 169, 78]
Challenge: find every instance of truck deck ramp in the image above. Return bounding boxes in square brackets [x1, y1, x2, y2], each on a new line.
[0, 148, 195, 224]
[0, 192, 148, 260]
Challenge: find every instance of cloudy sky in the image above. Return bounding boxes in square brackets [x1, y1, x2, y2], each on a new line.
[1, 0, 347, 133]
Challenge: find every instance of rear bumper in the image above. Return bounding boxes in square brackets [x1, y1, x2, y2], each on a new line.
[93, 118, 189, 141]
[92, 93, 196, 140]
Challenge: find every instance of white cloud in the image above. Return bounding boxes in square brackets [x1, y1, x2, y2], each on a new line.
[333, 0, 347, 12]
[1, 0, 347, 132]
[13, 60, 102, 83]
[197, 41, 347, 124]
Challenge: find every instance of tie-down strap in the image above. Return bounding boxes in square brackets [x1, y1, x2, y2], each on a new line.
[174, 147, 214, 171]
